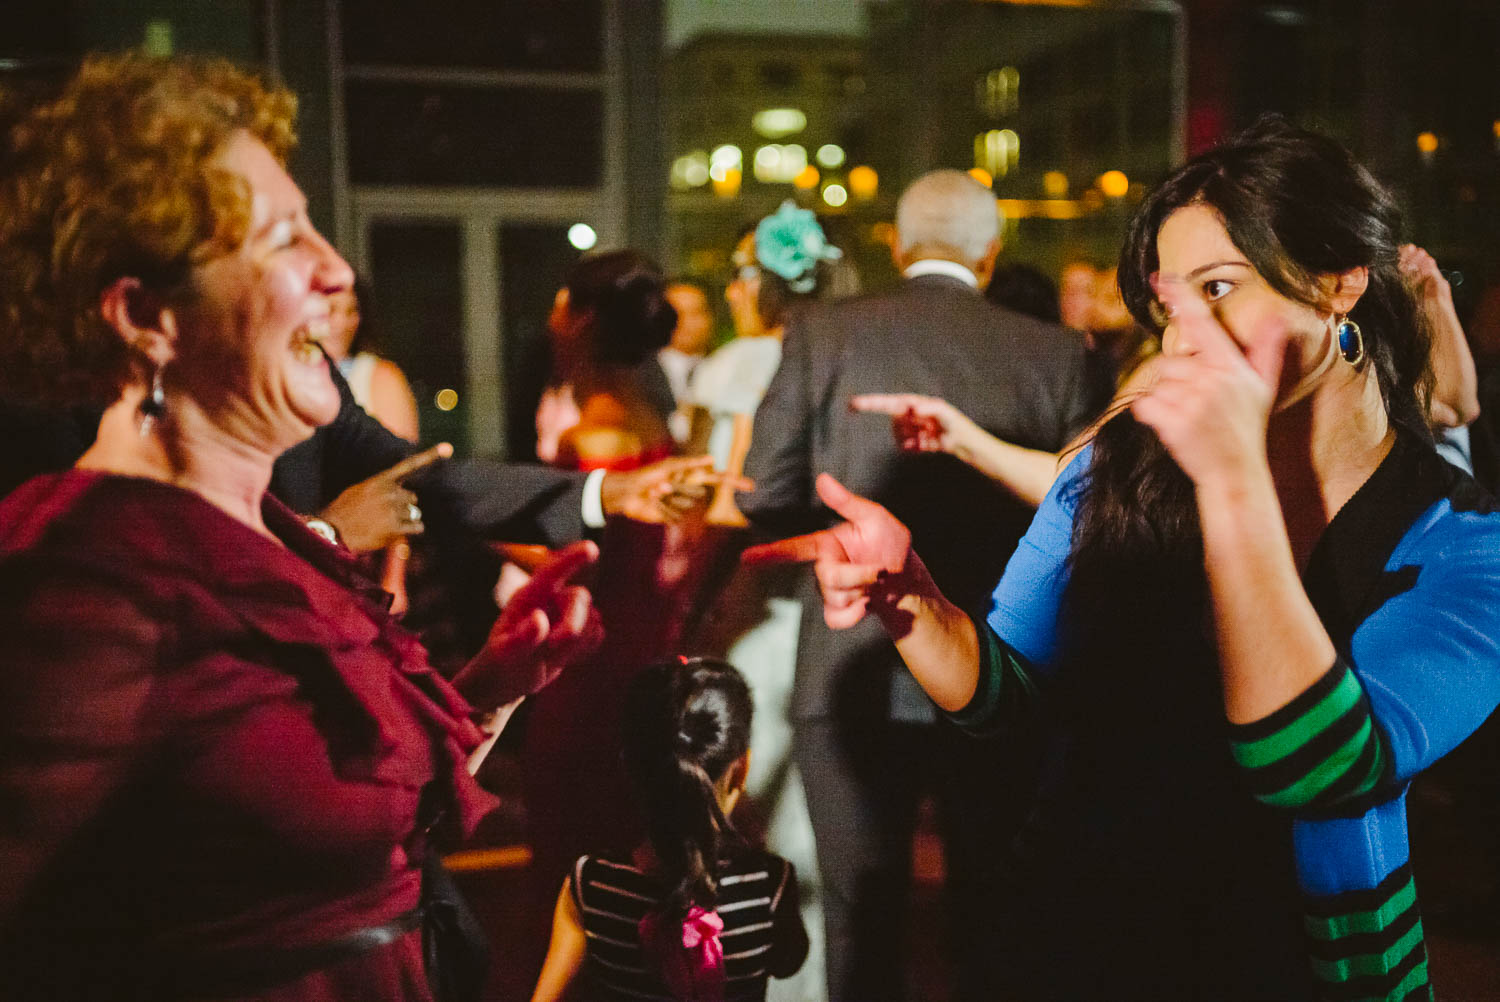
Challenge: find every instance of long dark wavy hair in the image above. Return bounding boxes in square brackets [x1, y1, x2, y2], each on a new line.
[1065, 114, 1432, 670]
[621, 657, 753, 924]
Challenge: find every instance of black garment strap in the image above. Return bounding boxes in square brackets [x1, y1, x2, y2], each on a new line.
[171, 908, 424, 997]
[1301, 434, 1452, 650]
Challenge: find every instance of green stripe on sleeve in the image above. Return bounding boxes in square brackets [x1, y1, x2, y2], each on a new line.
[1309, 919, 1425, 984]
[1231, 667, 1364, 770]
[948, 622, 1039, 735]
[1305, 877, 1418, 942]
[1258, 716, 1378, 809]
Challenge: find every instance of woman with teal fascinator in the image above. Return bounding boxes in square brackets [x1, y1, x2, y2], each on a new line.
[689, 201, 843, 467]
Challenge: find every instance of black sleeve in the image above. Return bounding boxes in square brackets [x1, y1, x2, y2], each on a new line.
[765, 860, 810, 979]
[740, 314, 819, 537]
[270, 355, 588, 545]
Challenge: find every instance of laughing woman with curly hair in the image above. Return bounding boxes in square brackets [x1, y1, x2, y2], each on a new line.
[0, 54, 602, 1002]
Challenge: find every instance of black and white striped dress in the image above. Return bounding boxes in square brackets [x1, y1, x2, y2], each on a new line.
[569, 849, 806, 1001]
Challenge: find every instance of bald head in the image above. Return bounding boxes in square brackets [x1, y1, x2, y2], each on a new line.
[895, 170, 1000, 271]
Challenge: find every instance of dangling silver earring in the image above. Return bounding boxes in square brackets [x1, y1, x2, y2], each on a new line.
[138, 365, 166, 437]
[1336, 316, 1365, 366]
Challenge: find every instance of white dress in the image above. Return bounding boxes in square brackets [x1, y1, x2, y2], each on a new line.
[688, 336, 783, 470]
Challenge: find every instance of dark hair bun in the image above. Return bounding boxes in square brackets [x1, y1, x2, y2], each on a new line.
[566, 249, 677, 366]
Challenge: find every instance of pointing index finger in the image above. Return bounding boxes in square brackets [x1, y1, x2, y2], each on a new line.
[742, 532, 826, 566]
[849, 394, 917, 416]
[379, 442, 454, 483]
[521, 540, 599, 597]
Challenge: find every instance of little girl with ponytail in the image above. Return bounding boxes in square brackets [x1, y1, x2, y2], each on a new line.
[531, 657, 808, 1002]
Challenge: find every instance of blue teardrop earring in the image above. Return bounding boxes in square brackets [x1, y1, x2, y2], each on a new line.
[138, 364, 166, 437]
[1336, 316, 1365, 366]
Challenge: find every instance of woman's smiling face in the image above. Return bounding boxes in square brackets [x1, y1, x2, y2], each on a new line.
[170, 130, 353, 453]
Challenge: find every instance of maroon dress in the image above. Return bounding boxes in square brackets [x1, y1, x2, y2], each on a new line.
[0, 470, 497, 1000]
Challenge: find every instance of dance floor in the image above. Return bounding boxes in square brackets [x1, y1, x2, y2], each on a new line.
[456, 750, 1500, 1001]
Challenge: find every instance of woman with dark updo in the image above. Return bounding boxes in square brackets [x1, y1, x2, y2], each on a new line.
[537, 250, 679, 471]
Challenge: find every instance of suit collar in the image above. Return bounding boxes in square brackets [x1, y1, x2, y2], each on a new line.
[903, 259, 980, 288]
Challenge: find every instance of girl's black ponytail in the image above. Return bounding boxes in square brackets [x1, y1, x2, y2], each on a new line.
[623, 657, 754, 924]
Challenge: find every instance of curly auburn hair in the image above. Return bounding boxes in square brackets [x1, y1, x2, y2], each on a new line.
[0, 53, 297, 406]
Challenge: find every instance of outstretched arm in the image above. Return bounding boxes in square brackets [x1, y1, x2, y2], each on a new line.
[742, 474, 982, 711]
[530, 879, 587, 1002]
[849, 393, 1061, 506]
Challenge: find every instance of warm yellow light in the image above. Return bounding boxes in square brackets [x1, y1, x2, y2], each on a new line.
[1042, 170, 1069, 198]
[752, 107, 807, 139]
[793, 165, 820, 190]
[822, 184, 849, 208]
[1416, 132, 1439, 154]
[435, 388, 459, 412]
[848, 165, 878, 200]
[1098, 170, 1129, 198]
[713, 167, 742, 198]
[968, 167, 994, 188]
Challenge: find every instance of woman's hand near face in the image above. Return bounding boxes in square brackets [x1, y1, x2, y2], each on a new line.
[1131, 285, 1290, 489]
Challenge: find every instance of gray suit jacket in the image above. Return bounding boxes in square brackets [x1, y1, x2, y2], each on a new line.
[741, 273, 1092, 722]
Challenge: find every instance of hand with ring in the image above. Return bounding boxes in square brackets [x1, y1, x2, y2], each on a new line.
[318, 443, 450, 552]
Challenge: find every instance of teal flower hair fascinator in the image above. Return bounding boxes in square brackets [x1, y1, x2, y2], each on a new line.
[755, 201, 842, 294]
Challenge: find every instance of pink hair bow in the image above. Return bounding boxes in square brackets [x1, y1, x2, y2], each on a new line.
[639, 905, 725, 1002]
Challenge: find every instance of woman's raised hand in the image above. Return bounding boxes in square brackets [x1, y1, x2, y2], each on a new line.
[742, 474, 913, 629]
[1131, 283, 1289, 487]
[849, 393, 983, 458]
[456, 540, 604, 710]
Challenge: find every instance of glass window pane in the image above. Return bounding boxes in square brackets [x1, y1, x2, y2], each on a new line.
[500, 225, 583, 460]
[342, 0, 603, 72]
[365, 222, 468, 453]
[346, 82, 603, 188]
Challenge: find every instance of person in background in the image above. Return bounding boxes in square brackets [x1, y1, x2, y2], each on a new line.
[531, 657, 808, 1002]
[985, 260, 1062, 323]
[322, 275, 422, 612]
[740, 169, 1091, 1002]
[690, 201, 842, 469]
[1058, 258, 1100, 331]
[327, 276, 419, 443]
[656, 279, 715, 442]
[537, 250, 678, 471]
[0, 52, 603, 1001]
[749, 115, 1500, 1001]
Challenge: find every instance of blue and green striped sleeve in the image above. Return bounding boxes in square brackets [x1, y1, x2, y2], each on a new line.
[1228, 659, 1390, 811]
[948, 623, 1042, 736]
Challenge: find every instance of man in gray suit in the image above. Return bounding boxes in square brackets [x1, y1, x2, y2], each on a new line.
[741, 170, 1093, 1001]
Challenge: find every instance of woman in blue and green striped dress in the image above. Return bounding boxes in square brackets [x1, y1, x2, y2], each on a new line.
[746, 115, 1500, 1001]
